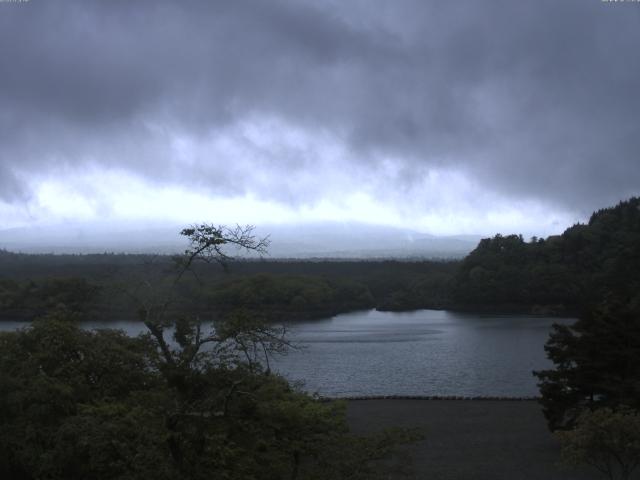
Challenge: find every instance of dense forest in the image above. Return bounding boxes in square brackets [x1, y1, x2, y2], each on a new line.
[0, 198, 640, 320]
[2, 199, 639, 478]
[0, 253, 458, 322]
[2, 198, 639, 322]
[0, 225, 422, 480]
[453, 197, 640, 315]
[525, 200, 640, 480]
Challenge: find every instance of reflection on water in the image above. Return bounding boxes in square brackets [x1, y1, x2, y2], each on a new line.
[0, 309, 574, 398]
[272, 309, 573, 398]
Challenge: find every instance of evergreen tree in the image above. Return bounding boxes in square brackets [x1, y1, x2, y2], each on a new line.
[534, 297, 640, 430]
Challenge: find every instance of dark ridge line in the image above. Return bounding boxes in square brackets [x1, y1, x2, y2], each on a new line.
[319, 395, 541, 402]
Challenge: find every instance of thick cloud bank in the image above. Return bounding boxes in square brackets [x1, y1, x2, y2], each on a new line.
[0, 0, 638, 233]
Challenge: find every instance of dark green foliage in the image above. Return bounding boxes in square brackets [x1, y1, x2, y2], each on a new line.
[376, 271, 453, 311]
[0, 277, 101, 320]
[453, 197, 640, 313]
[448, 198, 640, 435]
[208, 274, 375, 321]
[556, 407, 640, 480]
[534, 298, 640, 430]
[0, 316, 419, 479]
[0, 258, 459, 321]
[3, 197, 639, 319]
[0, 317, 165, 480]
[453, 233, 583, 312]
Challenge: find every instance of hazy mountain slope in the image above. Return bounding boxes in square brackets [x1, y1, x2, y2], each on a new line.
[0, 221, 479, 259]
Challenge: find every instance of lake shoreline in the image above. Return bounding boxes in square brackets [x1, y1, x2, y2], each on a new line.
[323, 395, 541, 401]
[379, 303, 579, 317]
[1, 309, 571, 398]
[0, 306, 576, 327]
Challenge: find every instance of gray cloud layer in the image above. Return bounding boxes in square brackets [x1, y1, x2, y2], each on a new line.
[1, 0, 639, 216]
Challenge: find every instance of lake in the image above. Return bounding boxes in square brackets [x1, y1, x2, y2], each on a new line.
[0, 309, 572, 398]
[272, 309, 571, 397]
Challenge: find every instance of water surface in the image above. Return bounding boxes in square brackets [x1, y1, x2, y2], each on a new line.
[271, 309, 572, 397]
[1, 309, 572, 398]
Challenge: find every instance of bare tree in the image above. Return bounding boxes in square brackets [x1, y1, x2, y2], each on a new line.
[177, 223, 270, 275]
[123, 224, 289, 376]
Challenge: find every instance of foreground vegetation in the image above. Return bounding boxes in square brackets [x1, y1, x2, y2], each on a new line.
[527, 199, 640, 479]
[1, 198, 640, 478]
[0, 316, 421, 480]
[0, 225, 420, 479]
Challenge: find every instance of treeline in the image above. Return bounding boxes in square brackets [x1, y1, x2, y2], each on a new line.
[452, 197, 640, 314]
[523, 199, 640, 479]
[0, 278, 102, 320]
[0, 254, 459, 322]
[2, 197, 639, 321]
[209, 275, 375, 321]
[0, 304, 419, 480]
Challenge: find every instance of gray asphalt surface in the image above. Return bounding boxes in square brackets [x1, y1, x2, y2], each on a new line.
[346, 399, 601, 480]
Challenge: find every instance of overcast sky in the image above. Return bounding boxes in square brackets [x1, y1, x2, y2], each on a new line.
[0, 0, 639, 236]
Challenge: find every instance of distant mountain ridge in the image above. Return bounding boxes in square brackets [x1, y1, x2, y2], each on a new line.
[0, 221, 480, 259]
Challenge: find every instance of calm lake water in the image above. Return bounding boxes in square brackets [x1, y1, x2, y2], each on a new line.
[0, 309, 572, 398]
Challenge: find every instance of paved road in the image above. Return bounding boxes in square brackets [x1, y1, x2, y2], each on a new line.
[346, 399, 601, 480]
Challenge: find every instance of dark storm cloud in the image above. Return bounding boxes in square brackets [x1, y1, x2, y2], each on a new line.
[0, 0, 639, 213]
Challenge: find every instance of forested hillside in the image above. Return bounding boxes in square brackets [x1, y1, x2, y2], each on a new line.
[452, 197, 640, 314]
[2, 198, 639, 321]
[0, 253, 458, 321]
